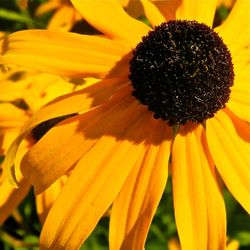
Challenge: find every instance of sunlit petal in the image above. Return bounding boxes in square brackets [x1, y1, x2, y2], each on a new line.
[216, 0, 250, 56]
[176, 0, 217, 26]
[206, 110, 250, 213]
[110, 122, 172, 249]
[0, 30, 129, 78]
[71, 0, 150, 47]
[172, 124, 226, 250]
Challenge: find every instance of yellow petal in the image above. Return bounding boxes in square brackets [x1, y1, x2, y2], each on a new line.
[233, 48, 250, 65]
[206, 110, 250, 213]
[5, 79, 128, 186]
[0, 103, 28, 128]
[39, 111, 152, 249]
[0, 70, 30, 101]
[110, 121, 172, 250]
[168, 237, 181, 250]
[140, 0, 166, 27]
[0, 178, 30, 224]
[176, 0, 217, 26]
[119, 0, 144, 19]
[36, 175, 67, 224]
[0, 30, 129, 78]
[21, 89, 145, 193]
[227, 64, 250, 122]
[150, 0, 181, 22]
[71, 0, 150, 47]
[35, 0, 61, 16]
[215, 0, 250, 56]
[47, 5, 77, 31]
[21, 73, 76, 112]
[226, 239, 240, 250]
[172, 124, 226, 250]
[227, 91, 250, 123]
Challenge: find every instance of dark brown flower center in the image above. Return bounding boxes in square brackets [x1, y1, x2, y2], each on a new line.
[129, 20, 234, 125]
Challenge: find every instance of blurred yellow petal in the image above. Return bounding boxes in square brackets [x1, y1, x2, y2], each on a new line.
[0, 104, 28, 128]
[0, 178, 30, 224]
[206, 110, 250, 213]
[110, 121, 171, 250]
[226, 239, 240, 250]
[35, 0, 61, 16]
[176, 0, 217, 26]
[172, 124, 226, 250]
[0, 70, 30, 101]
[0, 30, 129, 78]
[71, 0, 150, 47]
[0, 141, 31, 224]
[168, 238, 181, 250]
[21, 73, 76, 112]
[47, 5, 79, 31]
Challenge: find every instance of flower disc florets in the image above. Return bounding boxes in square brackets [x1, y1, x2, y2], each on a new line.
[129, 20, 234, 125]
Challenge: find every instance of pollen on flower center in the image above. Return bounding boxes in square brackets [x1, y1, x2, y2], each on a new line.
[129, 20, 234, 125]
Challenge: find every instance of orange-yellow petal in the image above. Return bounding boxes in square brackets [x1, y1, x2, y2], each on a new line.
[71, 0, 150, 47]
[206, 110, 250, 213]
[0, 30, 129, 78]
[5, 79, 128, 186]
[35, 0, 61, 16]
[172, 124, 226, 250]
[0, 104, 28, 128]
[47, 5, 77, 31]
[21, 88, 145, 193]
[140, 0, 166, 27]
[215, 0, 250, 56]
[39, 111, 152, 249]
[110, 121, 171, 250]
[150, 0, 181, 22]
[119, 0, 144, 19]
[176, 0, 217, 27]
[36, 175, 67, 224]
[227, 90, 250, 123]
[227, 64, 250, 122]
[0, 178, 30, 224]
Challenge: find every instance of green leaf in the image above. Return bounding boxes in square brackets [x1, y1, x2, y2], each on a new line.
[0, 8, 34, 24]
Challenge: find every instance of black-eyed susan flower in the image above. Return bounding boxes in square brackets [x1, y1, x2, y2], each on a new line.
[0, 0, 249, 249]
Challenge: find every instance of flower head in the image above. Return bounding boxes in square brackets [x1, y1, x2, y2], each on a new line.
[0, 0, 249, 249]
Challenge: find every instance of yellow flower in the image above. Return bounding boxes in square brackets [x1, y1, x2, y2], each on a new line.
[0, 0, 249, 249]
[35, 0, 82, 31]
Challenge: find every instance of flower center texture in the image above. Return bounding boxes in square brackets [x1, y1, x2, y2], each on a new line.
[129, 20, 234, 125]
